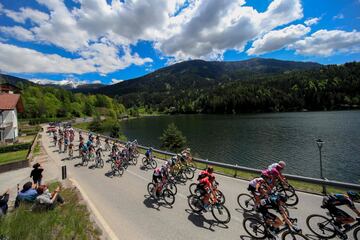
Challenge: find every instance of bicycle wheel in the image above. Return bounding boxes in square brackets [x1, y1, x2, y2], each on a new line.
[142, 157, 148, 167]
[184, 167, 194, 179]
[147, 183, 156, 196]
[132, 156, 138, 165]
[285, 193, 299, 206]
[243, 217, 267, 239]
[354, 227, 360, 240]
[215, 190, 225, 205]
[150, 159, 157, 169]
[188, 195, 203, 213]
[237, 193, 256, 212]
[282, 231, 310, 240]
[189, 183, 197, 195]
[82, 157, 88, 166]
[211, 204, 231, 224]
[306, 214, 336, 239]
[162, 189, 175, 206]
[99, 158, 104, 168]
[165, 182, 177, 195]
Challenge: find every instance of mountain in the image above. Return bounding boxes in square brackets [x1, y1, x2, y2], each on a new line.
[95, 58, 322, 97]
[0, 74, 36, 88]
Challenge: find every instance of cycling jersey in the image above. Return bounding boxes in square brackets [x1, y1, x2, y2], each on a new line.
[248, 177, 264, 193]
[145, 149, 152, 158]
[323, 194, 355, 208]
[198, 170, 212, 181]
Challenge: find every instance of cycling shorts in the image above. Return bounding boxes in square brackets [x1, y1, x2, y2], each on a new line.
[328, 206, 352, 219]
[152, 175, 162, 183]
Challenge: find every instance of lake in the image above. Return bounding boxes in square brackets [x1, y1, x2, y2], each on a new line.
[119, 111, 360, 183]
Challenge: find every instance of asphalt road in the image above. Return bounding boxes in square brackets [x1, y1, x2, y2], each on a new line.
[41, 130, 357, 240]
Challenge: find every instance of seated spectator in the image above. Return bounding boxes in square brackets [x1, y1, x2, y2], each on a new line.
[14, 182, 38, 208]
[0, 189, 10, 217]
[34, 185, 64, 210]
[30, 163, 44, 187]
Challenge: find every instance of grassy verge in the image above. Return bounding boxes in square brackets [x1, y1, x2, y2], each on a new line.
[0, 182, 101, 240]
[18, 135, 36, 143]
[73, 122, 90, 131]
[0, 150, 28, 165]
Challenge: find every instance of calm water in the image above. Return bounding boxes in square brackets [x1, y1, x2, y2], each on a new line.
[119, 111, 360, 183]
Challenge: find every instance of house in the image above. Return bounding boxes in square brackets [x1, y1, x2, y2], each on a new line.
[0, 83, 22, 94]
[0, 93, 24, 143]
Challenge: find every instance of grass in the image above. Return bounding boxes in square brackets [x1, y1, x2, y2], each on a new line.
[33, 141, 41, 157]
[73, 122, 90, 131]
[0, 182, 101, 240]
[18, 135, 36, 143]
[0, 150, 28, 165]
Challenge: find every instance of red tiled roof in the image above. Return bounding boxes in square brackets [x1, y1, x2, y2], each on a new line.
[0, 94, 22, 111]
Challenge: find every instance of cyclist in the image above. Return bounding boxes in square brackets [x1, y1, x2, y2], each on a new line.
[261, 161, 287, 187]
[198, 166, 214, 181]
[145, 147, 153, 160]
[248, 177, 271, 205]
[168, 156, 178, 174]
[197, 175, 216, 211]
[152, 166, 168, 198]
[322, 191, 360, 230]
[96, 135, 101, 147]
[258, 193, 300, 234]
[58, 137, 63, 153]
[78, 140, 84, 157]
[181, 148, 192, 161]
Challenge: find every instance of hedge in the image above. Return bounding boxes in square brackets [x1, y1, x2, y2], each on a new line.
[0, 143, 32, 154]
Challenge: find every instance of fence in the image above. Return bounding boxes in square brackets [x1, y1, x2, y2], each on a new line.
[74, 128, 360, 192]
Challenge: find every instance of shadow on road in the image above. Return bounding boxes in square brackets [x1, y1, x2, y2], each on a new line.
[104, 170, 115, 178]
[143, 196, 172, 211]
[185, 209, 228, 231]
[53, 150, 59, 153]
[240, 235, 258, 240]
[304, 234, 326, 240]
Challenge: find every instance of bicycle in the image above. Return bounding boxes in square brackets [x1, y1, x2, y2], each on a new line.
[306, 212, 360, 240]
[142, 156, 157, 169]
[187, 189, 231, 224]
[95, 148, 104, 168]
[110, 157, 125, 176]
[147, 181, 175, 206]
[243, 215, 309, 240]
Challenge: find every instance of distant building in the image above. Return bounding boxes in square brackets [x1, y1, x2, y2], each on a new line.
[0, 93, 24, 143]
[0, 83, 22, 94]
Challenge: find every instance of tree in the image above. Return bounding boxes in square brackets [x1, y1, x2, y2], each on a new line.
[160, 123, 187, 152]
[89, 115, 102, 132]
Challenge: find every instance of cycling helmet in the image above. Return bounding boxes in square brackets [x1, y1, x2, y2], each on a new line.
[278, 161, 286, 168]
[347, 191, 360, 201]
[207, 166, 214, 173]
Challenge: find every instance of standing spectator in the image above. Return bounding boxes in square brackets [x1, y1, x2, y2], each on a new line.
[0, 189, 9, 216]
[30, 163, 44, 187]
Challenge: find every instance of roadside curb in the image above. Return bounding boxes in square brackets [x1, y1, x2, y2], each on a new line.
[69, 177, 119, 240]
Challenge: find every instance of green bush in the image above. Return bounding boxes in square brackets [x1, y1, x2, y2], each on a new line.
[160, 123, 187, 152]
[0, 143, 32, 153]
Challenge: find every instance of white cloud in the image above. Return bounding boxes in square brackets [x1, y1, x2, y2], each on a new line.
[111, 79, 123, 85]
[2, 7, 49, 25]
[247, 24, 310, 55]
[333, 13, 344, 20]
[91, 80, 101, 84]
[0, 26, 35, 41]
[289, 30, 360, 56]
[305, 17, 320, 26]
[158, 0, 303, 60]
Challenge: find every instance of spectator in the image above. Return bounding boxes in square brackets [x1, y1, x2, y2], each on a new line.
[34, 185, 64, 210]
[15, 182, 38, 208]
[30, 163, 44, 186]
[0, 189, 10, 217]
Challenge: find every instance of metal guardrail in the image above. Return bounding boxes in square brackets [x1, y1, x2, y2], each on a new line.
[74, 128, 360, 191]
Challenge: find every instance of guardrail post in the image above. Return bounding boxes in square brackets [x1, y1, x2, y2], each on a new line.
[323, 178, 328, 195]
[205, 159, 209, 169]
[234, 164, 238, 178]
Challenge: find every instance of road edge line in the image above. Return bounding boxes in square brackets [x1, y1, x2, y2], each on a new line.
[69, 177, 119, 240]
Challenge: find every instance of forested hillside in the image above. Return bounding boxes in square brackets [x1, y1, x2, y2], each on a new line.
[109, 62, 360, 113]
[0, 74, 126, 119]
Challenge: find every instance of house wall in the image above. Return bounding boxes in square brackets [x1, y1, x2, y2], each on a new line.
[1, 109, 18, 141]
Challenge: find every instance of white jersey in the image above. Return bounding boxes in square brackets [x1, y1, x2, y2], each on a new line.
[249, 177, 264, 188]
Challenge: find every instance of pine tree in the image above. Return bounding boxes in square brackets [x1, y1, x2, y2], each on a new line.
[160, 123, 187, 152]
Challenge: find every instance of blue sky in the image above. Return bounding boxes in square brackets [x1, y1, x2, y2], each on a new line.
[0, 0, 359, 85]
